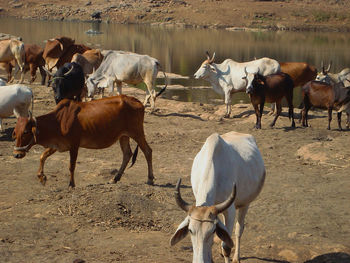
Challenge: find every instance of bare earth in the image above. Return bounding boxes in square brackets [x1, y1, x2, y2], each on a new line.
[0, 74, 349, 263]
[1, 0, 350, 31]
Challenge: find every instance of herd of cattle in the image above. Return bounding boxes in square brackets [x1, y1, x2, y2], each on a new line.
[1, 35, 350, 263]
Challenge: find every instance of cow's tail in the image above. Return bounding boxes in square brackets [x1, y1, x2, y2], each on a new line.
[31, 92, 34, 114]
[129, 145, 139, 168]
[155, 62, 168, 98]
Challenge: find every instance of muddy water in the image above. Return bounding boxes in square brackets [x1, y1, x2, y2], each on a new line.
[1, 17, 350, 104]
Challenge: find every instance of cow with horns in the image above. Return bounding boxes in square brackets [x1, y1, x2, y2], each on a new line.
[45, 62, 85, 104]
[194, 52, 280, 118]
[171, 132, 266, 263]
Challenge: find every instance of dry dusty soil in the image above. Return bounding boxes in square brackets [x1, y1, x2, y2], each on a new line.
[0, 72, 349, 263]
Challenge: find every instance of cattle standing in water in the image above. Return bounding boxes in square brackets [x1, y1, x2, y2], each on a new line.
[46, 62, 85, 104]
[0, 44, 47, 85]
[245, 70, 295, 129]
[171, 132, 265, 263]
[0, 84, 33, 132]
[0, 39, 25, 83]
[194, 52, 280, 118]
[13, 95, 154, 187]
[86, 50, 168, 111]
[301, 80, 350, 130]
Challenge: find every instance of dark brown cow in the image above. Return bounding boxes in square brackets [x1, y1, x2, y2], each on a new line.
[12, 95, 154, 187]
[301, 80, 350, 130]
[245, 71, 295, 129]
[43, 36, 91, 72]
[0, 44, 47, 84]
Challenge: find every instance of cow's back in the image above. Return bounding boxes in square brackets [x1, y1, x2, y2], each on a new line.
[71, 95, 145, 148]
[303, 81, 334, 108]
[0, 84, 32, 117]
[280, 62, 317, 87]
[191, 132, 265, 207]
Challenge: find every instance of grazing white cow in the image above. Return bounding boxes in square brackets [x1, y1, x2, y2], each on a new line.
[86, 50, 168, 111]
[0, 84, 33, 131]
[171, 131, 266, 263]
[194, 52, 280, 118]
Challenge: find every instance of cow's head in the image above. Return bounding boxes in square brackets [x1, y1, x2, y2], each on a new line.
[13, 113, 38, 159]
[170, 179, 236, 263]
[50, 64, 74, 104]
[194, 52, 216, 80]
[86, 76, 98, 98]
[316, 61, 332, 83]
[243, 67, 263, 94]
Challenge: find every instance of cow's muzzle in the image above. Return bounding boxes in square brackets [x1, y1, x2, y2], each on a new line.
[13, 138, 34, 158]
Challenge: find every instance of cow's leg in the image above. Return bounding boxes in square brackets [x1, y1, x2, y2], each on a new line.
[29, 64, 37, 84]
[337, 111, 343, 131]
[112, 136, 133, 183]
[116, 81, 123, 95]
[68, 147, 79, 188]
[224, 90, 232, 118]
[221, 206, 236, 263]
[144, 80, 155, 111]
[286, 93, 295, 128]
[327, 107, 333, 130]
[39, 66, 47, 85]
[232, 205, 249, 263]
[270, 101, 282, 127]
[132, 135, 154, 185]
[107, 78, 115, 96]
[8, 63, 14, 83]
[346, 112, 350, 129]
[0, 118, 2, 132]
[37, 148, 57, 185]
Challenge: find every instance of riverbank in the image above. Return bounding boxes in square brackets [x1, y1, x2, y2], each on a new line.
[1, 0, 350, 32]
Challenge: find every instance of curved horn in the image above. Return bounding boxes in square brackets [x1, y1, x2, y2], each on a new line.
[209, 52, 216, 63]
[244, 66, 248, 77]
[43, 66, 54, 77]
[214, 183, 237, 214]
[63, 65, 74, 76]
[206, 51, 210, 60]
[174, 179, 191, 212]
[326, 61, 332, 73]
[321, 61, 325, 73]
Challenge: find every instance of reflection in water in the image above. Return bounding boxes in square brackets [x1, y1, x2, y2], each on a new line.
[1, 17, 350, 105]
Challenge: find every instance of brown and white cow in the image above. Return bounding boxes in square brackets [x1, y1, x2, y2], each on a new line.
[0, 39, 25, 83]
[13, 95, 154, 187]
[0, 44, 47, 85]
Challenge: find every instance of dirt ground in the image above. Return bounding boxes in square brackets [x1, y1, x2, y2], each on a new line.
[0, 71, 349, 263]
[1, 0, 350, 31]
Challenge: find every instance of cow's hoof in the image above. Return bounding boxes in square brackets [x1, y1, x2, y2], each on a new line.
[38, 174, 47, 186]
[146, 179, 154, 186]
[69, 181, 76, 188]
[223, 114, 230, 119]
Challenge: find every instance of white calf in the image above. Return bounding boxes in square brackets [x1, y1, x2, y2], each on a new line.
[0, 84, 33, 131]
[171, 131, 266, 263]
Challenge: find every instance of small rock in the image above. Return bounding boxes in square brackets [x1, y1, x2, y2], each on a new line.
[85, 1, 91, 6]
[278, 249, 298, 262]
[91, 11, 101, 19]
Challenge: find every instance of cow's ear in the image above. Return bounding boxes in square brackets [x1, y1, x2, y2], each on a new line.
[12, 130, 16, 139]
[170, 216, 190, 246]
[215, 220, 233, 248]
[56, 101, 81, 136]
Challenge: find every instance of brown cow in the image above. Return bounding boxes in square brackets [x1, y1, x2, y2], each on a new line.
[280, 62, 317, 87]
[71, 49, 104, 76]
[245, 71, 295, 129]
[43, 36, 91, 72]
[0, 44, 47, 85]
[301, 80, 350, 130]
[12, 95, 154, 187]
[0, 39, 25, 83]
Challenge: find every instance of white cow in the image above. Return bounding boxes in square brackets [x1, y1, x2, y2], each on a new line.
[315, 62, 350, 86]
[86, 50, 167, 111]
[0, 39, 25, 83]
[171, 131, 266, 263]
[194, 52, 280, 117]
[0, 84, 33, 131]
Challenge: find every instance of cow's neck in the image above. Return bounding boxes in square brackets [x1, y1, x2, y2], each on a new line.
[35, 112, 61, 146]
[207, 64, 228, 91]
